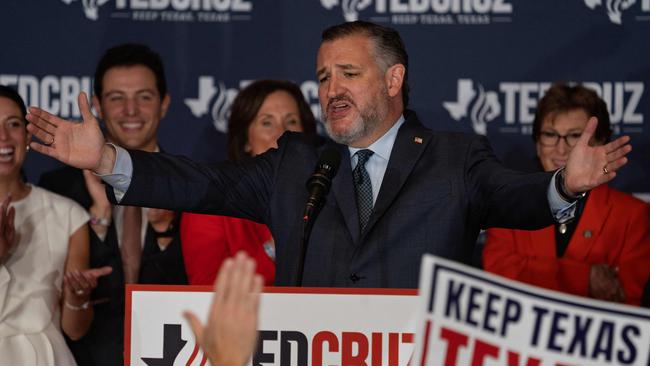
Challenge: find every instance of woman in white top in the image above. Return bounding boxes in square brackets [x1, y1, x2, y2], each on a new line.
[0, 85, 111, 365]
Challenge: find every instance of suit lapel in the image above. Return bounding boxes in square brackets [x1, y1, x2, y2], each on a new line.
[363, 114, 433, 237]
[566, 185, 611, 261]
[330, 144, 361, 243]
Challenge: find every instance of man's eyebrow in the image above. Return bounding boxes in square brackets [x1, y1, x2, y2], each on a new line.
[337, 64, 359, 70]
[135, 88, 158, 95]
[103, 88, 157, 97]
[317, 64, 360, 76]
[102, 90, 124, 97]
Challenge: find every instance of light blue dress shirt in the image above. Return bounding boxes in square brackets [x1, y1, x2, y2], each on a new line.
[348, 116, 405, 206]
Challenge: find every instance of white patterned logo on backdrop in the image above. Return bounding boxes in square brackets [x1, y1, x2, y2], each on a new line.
[582, 0, 650, 24]
[443, 79, 501, 135]
[184, 77, 322, 134]
[320, 0, 514, 25]
[60, 0, 254, 23]
[60, 0, 110, 20]
[320, 0, 373, 21]
[444, 79, 645, 135]
[0, 74, 93, 118]
[184, 77, 243, 133]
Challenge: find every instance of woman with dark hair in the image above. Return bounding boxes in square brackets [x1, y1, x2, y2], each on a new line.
[181, 80, 317, 285]
[483, 83, 650, 306]
[0, 85, 111, 364]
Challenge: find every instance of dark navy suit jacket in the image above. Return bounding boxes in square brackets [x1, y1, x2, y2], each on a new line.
[111, 111, 554, 288]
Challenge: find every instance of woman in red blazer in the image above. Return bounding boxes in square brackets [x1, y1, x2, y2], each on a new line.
[484, 83, 650, 306]
[181, 80, 317, 286]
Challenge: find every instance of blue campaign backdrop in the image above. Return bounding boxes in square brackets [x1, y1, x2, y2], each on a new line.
[1, 0, 648, 198]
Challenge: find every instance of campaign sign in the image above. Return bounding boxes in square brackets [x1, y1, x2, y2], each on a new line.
[412, 255, 650, 366]
[127, 286, 418, 366]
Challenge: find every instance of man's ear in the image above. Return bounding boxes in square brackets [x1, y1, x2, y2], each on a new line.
[160, 94, 171, 119]
[385, 64, 405, 98]
[92, 95, 103, 120]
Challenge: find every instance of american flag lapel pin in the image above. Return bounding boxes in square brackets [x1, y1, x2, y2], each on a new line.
[414, 136, 423, 144]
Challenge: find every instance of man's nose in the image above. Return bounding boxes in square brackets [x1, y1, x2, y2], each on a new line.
[124, 98, 137, 116]
[327, 74, 343, 99]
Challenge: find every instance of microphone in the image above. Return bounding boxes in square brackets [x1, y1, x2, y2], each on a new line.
[303, 147, 341, 225]
[297, 147, 341, 286]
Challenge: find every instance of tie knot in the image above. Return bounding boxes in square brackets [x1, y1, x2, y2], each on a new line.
[356, 149, 374, 166]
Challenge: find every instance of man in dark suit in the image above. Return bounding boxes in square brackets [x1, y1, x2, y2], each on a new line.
[28, 22, 630, 290]
[38, 44, 187, 366]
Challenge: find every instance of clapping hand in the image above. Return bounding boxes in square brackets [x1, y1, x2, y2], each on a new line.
[83, 169, 110, 208]
[589, 264, 625, 303]
[63, 266, 113, 303]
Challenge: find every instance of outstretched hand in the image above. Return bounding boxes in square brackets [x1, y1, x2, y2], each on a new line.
[0, 196, 16, 263]
[26, 92, 110, 172]
[184, 252, 263, 366]
[564, 117, 631, 195]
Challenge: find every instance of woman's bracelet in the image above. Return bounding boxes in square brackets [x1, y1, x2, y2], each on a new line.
[64, 300, 90, 311]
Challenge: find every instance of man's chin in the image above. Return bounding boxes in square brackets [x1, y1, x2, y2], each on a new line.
[326, 126, 364, 146]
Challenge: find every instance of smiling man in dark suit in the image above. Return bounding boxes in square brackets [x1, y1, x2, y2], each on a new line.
[28, 22, 630, 291]
[38, 43, 187, 366]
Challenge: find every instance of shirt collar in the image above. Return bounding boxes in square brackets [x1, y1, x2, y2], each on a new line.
[348, 115, 405, 161]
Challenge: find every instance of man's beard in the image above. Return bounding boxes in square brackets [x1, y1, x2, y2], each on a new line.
[322, 89, 389, 146]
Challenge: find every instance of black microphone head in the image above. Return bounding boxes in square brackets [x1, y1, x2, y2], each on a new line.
[317, 147, 341, 177]
[306, 147, 341, 193]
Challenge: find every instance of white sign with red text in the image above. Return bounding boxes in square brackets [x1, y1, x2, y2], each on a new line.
[127, 286, 418, 366]
[412, 255, 650, 366]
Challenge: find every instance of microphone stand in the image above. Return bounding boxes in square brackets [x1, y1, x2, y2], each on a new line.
[296, 202, 320, 286]
[295, 147, 340, 286]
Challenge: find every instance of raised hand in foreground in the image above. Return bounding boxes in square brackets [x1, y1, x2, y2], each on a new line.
[184, 252, 263, 366]
[26, 92, 116, 174]
[564, 117, 632, 196]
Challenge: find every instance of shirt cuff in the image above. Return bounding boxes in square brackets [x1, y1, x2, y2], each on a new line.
[96, 144, 133, 203]
[548, 169, 577, 223]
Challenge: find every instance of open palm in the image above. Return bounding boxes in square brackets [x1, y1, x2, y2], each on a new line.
[26, 92, 106, 171]
[564, 117, 631, 195]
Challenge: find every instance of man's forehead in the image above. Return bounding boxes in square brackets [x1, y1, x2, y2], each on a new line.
[101, 66, 159, 95]
[316, 36, 373, 69]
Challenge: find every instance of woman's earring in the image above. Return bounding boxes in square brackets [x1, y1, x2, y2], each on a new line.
[26, 145, 30, 151]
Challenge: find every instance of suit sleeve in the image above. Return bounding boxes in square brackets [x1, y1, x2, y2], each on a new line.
[483, 228, 591, 296]
[107, 142, 280, 224]
[180, 213, 230, 285]
[465, 135, 555, 230]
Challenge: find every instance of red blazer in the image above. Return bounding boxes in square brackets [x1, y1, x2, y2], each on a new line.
[180, 213, 275, 286]
[484, 185, 650, 306]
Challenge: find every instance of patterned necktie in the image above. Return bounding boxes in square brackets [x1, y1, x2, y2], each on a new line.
[353, 149, 374, 232]
[121, 206, 142, 284]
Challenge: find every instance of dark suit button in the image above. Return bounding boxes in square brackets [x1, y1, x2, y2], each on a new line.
[350, 273, 363, 283]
